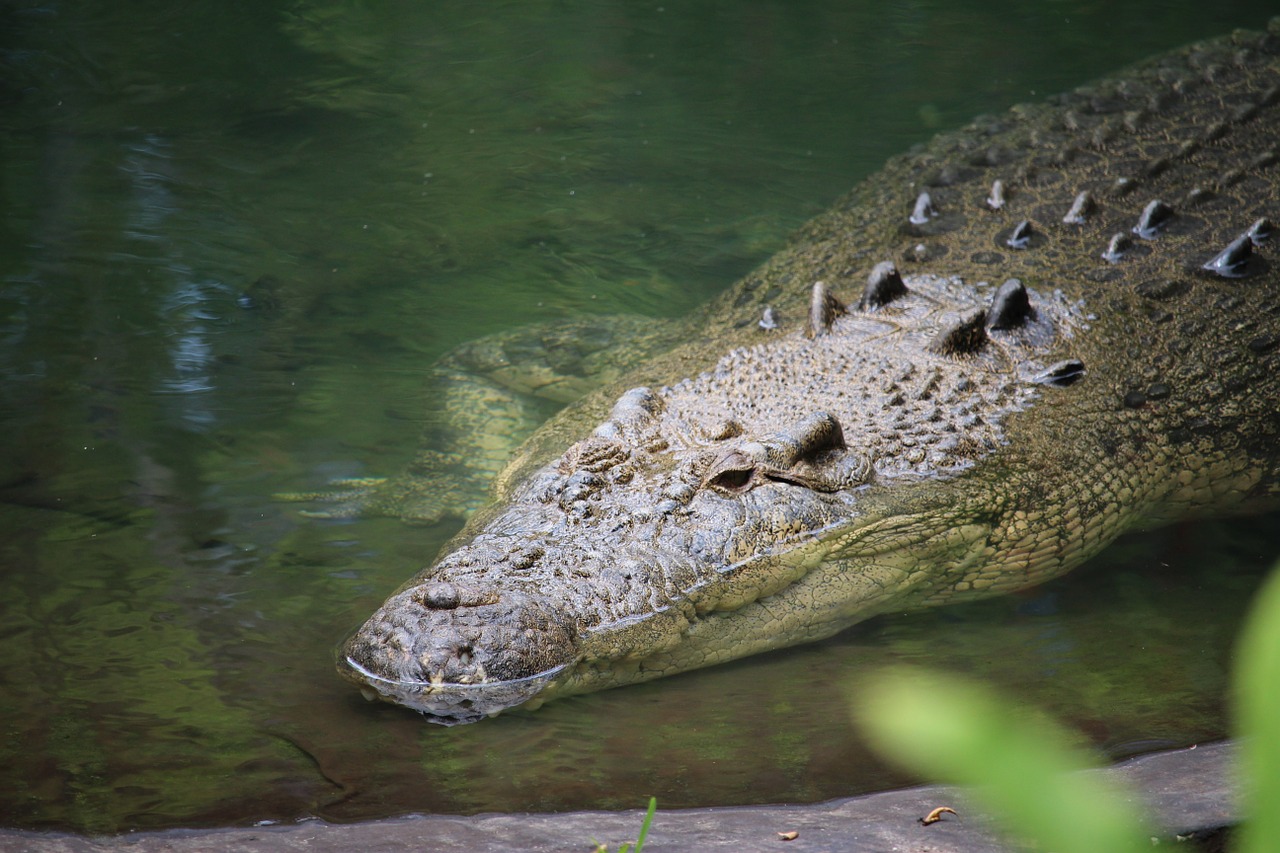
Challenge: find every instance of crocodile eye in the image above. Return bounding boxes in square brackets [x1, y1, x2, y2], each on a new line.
[707, 466, 754, 493]
[701, 449, 759, 494]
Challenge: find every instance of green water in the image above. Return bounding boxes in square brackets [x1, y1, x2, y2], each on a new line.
[2, 0, 1278, 834]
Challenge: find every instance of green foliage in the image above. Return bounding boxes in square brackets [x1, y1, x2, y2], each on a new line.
[855, 668, 1150, 853]
[592, 797, 656, 853]
[855, 561, 1280, 852]
[1233, 565, 1280, 853]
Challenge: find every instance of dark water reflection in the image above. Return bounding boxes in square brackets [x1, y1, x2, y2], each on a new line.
[2, 0, 1278, 834]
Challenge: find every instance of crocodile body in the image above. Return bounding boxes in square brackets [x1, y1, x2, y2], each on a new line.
[339, 23, 1280, 723]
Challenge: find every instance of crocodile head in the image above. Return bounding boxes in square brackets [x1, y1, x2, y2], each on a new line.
[339, 274, 1099, 724]
[339, 391, 884, 723]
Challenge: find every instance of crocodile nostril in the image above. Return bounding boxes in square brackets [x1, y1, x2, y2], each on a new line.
[416, 582, 461, 610]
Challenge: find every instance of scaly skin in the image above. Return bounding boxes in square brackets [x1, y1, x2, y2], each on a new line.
[340, 22, 1280, 723]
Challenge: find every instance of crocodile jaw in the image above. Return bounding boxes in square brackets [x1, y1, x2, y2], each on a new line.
[338, 579, 582, 724]
[338, 653, 569, 725]
[336, 484, 992, 722]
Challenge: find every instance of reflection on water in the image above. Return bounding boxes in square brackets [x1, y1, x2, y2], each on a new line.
[1, 0, 1278, 834]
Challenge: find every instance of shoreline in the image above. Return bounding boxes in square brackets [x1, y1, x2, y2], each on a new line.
[1, 741, 1236, 852]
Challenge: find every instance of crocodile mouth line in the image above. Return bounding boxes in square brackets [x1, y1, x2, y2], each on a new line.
[340, 652, 575, 723]
[340, 653, 570, 694]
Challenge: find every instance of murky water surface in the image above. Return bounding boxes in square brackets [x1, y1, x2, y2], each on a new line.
[2, 0, 1278, 833]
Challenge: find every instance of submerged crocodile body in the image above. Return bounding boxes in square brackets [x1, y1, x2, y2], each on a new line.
[335, 23, 1280, 723]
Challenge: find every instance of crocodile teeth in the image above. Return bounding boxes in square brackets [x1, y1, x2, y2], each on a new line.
[858, 261, 908, 310]
[1202, 233, 1253, 277]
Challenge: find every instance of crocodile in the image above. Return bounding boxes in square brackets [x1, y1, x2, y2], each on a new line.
[328, 22, 1280, 724]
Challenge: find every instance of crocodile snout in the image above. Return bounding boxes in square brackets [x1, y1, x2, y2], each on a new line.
[338, 581, 579, 723]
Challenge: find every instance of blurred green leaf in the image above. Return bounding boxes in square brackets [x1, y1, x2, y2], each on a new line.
[855, 667, 1149, 853]
[1234, 565, 1280, 853]
[591, 797, 656, 853]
